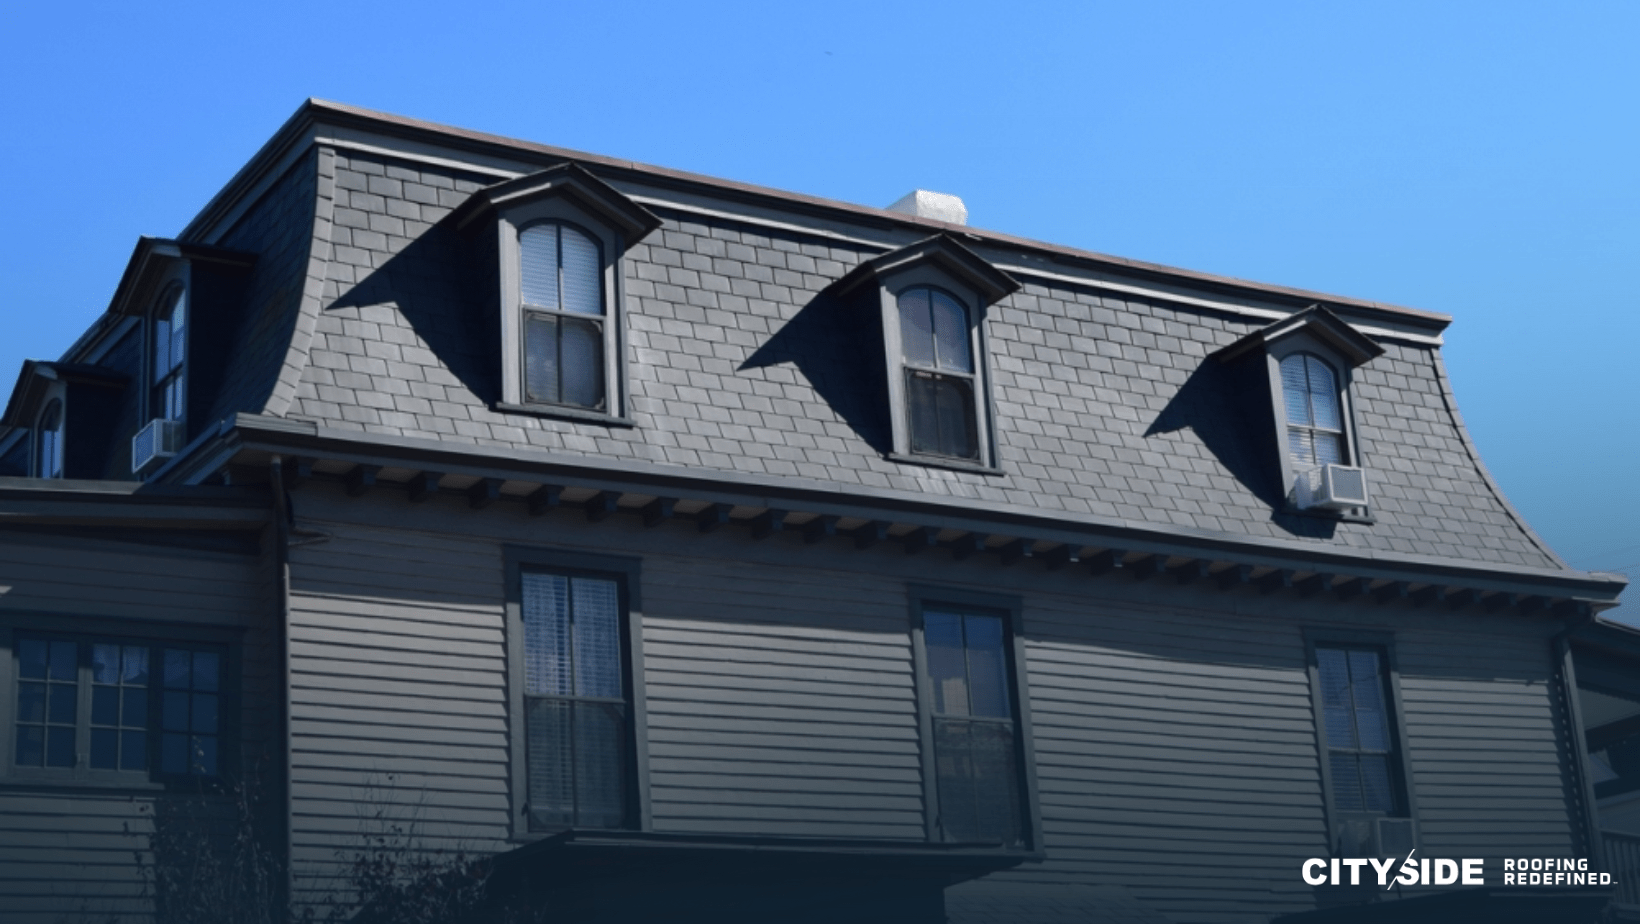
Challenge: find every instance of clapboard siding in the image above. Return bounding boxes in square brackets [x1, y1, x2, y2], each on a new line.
[267, 490, 1588, 923]
[0, 532, 277, 924]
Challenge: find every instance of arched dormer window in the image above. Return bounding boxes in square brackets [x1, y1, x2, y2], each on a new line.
[152, 285, 187, 423]
[519, 222, 605, 410]
[898, 286, 978, 460]
[35, 399, 63, 479]
[1281, 352, 1345, 468]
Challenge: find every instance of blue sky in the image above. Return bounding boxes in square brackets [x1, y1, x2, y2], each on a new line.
[1, 1, 1634, 623]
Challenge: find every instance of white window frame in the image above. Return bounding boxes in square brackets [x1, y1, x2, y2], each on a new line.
[147, 277, 190, 428]
[1264, 332, 1362, 506]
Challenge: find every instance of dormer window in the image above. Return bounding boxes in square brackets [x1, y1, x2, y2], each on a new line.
[152, 285, 186, 423]
[834, 235, 1019, 474]
[1213, 305, 1384, 514]
[35, 399, 63, 479]
[451, 163, 661, 425]
[520, 222, 605, 410]
[1281, 353, 1345, 468]
[898, 287, 978, 460]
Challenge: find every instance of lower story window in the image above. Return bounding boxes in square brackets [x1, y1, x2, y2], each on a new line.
[922, 606, 1025, 846]
[13, 636, 223, 779]
[522, 571, 631, 829]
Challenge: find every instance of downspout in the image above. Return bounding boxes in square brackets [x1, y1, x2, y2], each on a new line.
[1551, 607, 1605, 869]
[268, 456, 295, 915]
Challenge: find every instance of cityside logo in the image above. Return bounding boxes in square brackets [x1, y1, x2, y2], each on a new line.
[1301, 851, 1616, 889]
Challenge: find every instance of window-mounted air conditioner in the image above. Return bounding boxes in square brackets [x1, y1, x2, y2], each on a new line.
[1296, 464, 1369, 511]
[132, 418, 185, 474]
[1335, 816, 1418, 858]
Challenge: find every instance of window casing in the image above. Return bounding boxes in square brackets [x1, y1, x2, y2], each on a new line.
[1305, 634, 1417, 851]
[151, 285, 187, 424]
[10, 634, 225, 782]
[505, 548, 648, 838]
[34, 399, 63, 479]
[910, 587, 1039, 851]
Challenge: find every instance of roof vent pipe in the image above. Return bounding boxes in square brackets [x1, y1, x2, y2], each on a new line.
[886, 190, 968, 226]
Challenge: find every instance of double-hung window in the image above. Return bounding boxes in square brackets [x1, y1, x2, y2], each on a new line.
[519, 223, 606, 410]
[898, 287, 979, 461]
[151, 285, 187, 424]
[505, 548, 647, 837]
[1281, 353, 1345, 469]
[912, 591, 1037, 849]
[1308, 637, 1416, 854]
[12, 636, 224, 780]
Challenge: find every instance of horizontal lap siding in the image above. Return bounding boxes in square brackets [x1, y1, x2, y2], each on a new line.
[0, 536, 277, 924]
[286, 523, 511, 906]
[641, 558, 924, 840]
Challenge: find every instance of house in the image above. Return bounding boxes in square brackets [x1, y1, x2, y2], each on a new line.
[1572, 618, 1640, 919]
[0, 100, 1627, 924]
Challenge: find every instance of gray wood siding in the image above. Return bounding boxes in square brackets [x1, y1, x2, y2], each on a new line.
[0, 531, 278, 924]
[277, 489, 1584, 923]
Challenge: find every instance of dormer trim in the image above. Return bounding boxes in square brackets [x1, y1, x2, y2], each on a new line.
[0, 361, 128, 430]
[1213, 304, 1386, 368]
[835, 234, 1021, 307]
[452, 162, 662, 244]
[107, 237, 256, 320]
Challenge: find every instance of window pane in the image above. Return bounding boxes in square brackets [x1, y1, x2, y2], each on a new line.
[523, 573, 572, 697]
[164, 691, 190, 732]
[123, 647, 148, 685]
[123, 687, 147, 727]
[526, 698, 574, 827]
[193, 693, 218, 734]
[1348, 651, 1390, 752]
[1289, 428, 1315, 467]
[1317, 648, 1356, 749]
[48, 684, 76, 725]
[193, 652, 219, 692]
[162, 732, 188, 775]
[519, 225, 560, 309]
[46, 726, 74, 768]
[1330, 752, 1364, 812]
[571, 577, 622, 699]
[153, 317, 172, 382]
[931, 375, 978, 459]
[929, 291, 972, 373]
[17, 683, 45, 723]
[1305, 357, 1341, 430]
[49, 642, 76, 681]
[898, 289, 936, 367]
[92, 686, 118, 726]
[935, 718, 1021, 846]
[925, 611, 967, 716]
[1281, 355, 1311, 425]
[906, 371, 944, 456]
[19, 639, 47, 679]
[560, 227, 602, 316]
[92, 645, 119, 685]
[574, 701, 627, 827]
[1360, 754, 1395, 813]
[164, 649, 191, 689]
[91, 728, 117, 769]
[964, 615, 1010, 719]
[524, 313, 561, 404]
[169, 293, 187, 371]
[559, 316, 604, 409]
[120, 730, 146, 771]
[1314, 432, 1344, 467]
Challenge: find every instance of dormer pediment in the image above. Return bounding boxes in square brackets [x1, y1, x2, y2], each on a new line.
[452, 163, 661, 245]
[834, 234, 1020, 308]
[1214, 304, 1385, 368]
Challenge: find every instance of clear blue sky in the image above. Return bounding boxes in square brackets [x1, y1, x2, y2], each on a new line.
[1, 1, 1634, 624]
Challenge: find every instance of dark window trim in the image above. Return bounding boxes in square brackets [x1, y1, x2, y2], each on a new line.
[0, 622, 239, 791]
[495, 200, 632, 420]
[905, 584, 1042, 856]
[502, 546, 649, 842]
[1302, 627, 1419, 852]
[1264, 335, 1365, 512]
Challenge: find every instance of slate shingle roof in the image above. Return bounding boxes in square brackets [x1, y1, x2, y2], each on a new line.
[268, 145, 1561, 571]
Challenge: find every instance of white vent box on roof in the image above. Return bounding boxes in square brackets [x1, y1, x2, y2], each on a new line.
[886, 189, 968, 226]
[132, 418, 185, 474]
[1296, 464, 1369, 511]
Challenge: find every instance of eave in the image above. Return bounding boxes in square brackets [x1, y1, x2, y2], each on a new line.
[172, 413, 1625, 620]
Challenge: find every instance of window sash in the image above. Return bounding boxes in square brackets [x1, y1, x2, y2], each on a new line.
[921, 607, 1024, 846]
[523, 309, 606, 410]
[12, 637, 222, 780]
[905, 368, 979, 460]
[1316, 645, 1400, 816]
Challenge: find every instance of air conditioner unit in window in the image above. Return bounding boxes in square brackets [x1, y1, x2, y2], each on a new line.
[132, 418, 185, 474]
[1335, 816, 1418, 857]
[1296, 464, 1369, 511]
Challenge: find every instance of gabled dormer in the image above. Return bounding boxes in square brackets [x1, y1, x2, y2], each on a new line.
[833, 234, 1020, 473]
[0, 361, 128, 479]
[453, 163, 661, 425]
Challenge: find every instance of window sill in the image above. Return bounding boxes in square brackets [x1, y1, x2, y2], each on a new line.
[0, 771, 166, 793]
[494, 402, 636, 428]
[887, 452, 1005, 476]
